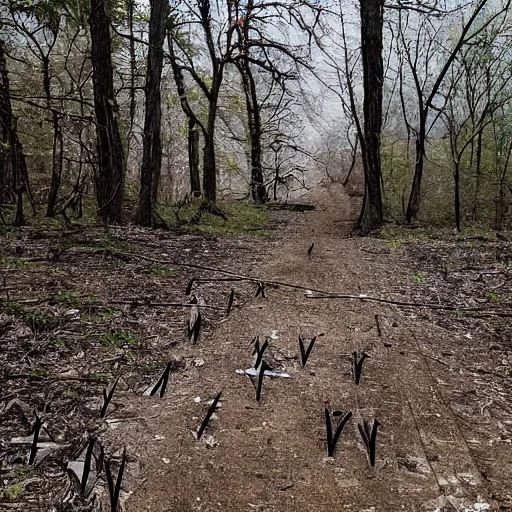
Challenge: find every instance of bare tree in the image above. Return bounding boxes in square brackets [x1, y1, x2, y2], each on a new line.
[402, 0, 504, 223]
[167, 0, 238, 203]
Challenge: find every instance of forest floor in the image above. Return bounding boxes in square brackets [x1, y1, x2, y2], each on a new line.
[1, 184, 512, 512]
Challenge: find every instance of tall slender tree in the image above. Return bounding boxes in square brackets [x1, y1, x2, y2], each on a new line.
[0, 39, 29, 226]
[403, 0, 495, 223]
[358, 0, 384, 233]
[89, 0, 125, 223]
[137, 0, 169, 226]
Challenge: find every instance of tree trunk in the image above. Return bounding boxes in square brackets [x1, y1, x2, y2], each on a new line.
[238, 58, 266, 203]
[188, 117, 201, 197]
[472, 128, 483, 220]
[357, 0, 384, 234]
[89, 0, 125, 223]
[405, 122, 425, 223]
[0, 40, 14, 204]
[46, 112, 63, 217]
[167, 31, 204, 198]
[41, 54, 63, 218]
[203, 128, 216, 202]
[454, 162, 461, 232]
[137, 0, 169, 226]
[0, 39, 29, 224]
[202, 85, 220, 202]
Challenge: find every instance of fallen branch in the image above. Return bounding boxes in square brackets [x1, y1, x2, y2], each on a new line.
[2, 373, 106, 383]
[112, 251, 329, 294]
[0, 296, 224, 310]
[305, 293, 497, 312]
[106, 251, 510, 315]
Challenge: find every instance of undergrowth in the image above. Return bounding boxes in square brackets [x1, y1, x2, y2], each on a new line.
[159, 200, 271, 237]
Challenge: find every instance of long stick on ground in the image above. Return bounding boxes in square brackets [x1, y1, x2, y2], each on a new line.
[111, 250, 509, 314]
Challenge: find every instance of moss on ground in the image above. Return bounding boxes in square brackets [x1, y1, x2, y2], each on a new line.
[160, 200, 271, 237]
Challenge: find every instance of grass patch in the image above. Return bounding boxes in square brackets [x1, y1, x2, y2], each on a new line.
[150, 267, 179, 277]
[101, 330, 137, 347]
[28, 368, 50, 377]
[2, 483, 24, 501]
[0, 257, 33, 269]
[53, 290, 81, 305]
[79, 235, 130, 253]
[3, 303, 60, 334]
[160, 200, 271, 237]
[377, 225, 436, 247]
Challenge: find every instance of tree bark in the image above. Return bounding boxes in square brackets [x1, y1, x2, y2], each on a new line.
[89, 0, 125, 223]
[357, 0, 384, 234]
[188, 117, 201, 197]
[42, 54, 63, 218]
[0, 39, 29, 224]
[137, 0, 169, 226]
[239, 60, 266, 203]
[454, 161, 461, 232]
[203, 127, 217, 202]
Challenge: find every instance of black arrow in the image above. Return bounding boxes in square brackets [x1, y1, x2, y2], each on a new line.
[149, 362, 172, 398]
[352, 351, 369, 385]
[197, 391, 222, 440]
[299, 335, 317, 367]
[357, 418, 380, 466]
[325, 409, 352, 457]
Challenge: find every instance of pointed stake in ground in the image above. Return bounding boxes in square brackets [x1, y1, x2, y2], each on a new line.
[81, 436, 96, 497]
[255, 281, 266, 298]
[256, 361, 269, 402]
[357, 418, 380, 467]
[149, 362, 172, 398]
[188, 298, 201, 344]
[226, 289, 235, 316]
[308, 242, 315, 260]
[374, 314, 382, 337]
[299, 335, 317, 367]
[186, 279, 195, 295]
[105, 447, 126, 512]
[100, 376, 120, 418]
[324, 409, 352, 457]
[254, 339, 269, 370]
[28, 412, 42, 465]
[352, 351, 369, 385]
[252, 336, 260, 356]
[197, 391, 222, 440]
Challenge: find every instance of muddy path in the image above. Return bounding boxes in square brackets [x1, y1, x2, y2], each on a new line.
[107, 188, 512, 512]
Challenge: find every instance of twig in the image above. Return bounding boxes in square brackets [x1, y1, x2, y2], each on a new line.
[2, 373, 106, 383]
[305, 293, 496, 312]
[107, 251, 509, 314]
[0, 296, 224, 310]
[111, 251, 339, 294]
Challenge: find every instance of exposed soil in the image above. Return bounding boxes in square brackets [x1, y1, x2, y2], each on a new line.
[1, 184, 512, 512]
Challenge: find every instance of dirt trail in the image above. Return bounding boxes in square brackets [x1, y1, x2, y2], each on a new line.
[111, 186, 512, 512]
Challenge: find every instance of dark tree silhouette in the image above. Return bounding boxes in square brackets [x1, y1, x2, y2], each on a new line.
[0, 39, 29, 226]
[89, 0, 126, 223]
[358, 0, 384, 233]
[137, 0, 170, 227]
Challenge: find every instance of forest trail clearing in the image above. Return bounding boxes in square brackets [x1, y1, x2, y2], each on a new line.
[109, 186, 512, 512]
